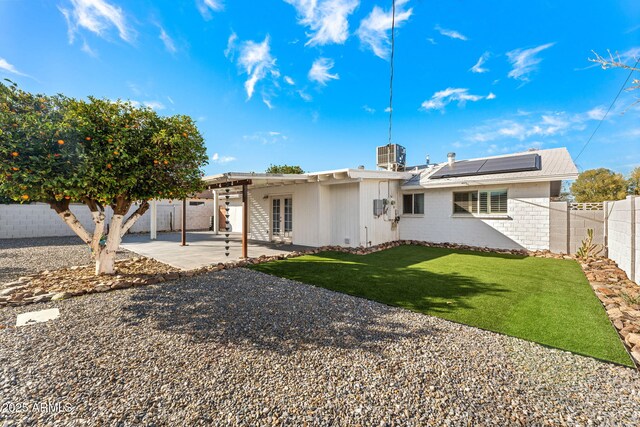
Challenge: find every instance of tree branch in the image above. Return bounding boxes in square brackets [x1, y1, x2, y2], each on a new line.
[120, 201, 150, 237]
[50, 201, 92, 246]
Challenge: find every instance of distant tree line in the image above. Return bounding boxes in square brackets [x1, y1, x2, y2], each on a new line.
[570, 167, 640, 203]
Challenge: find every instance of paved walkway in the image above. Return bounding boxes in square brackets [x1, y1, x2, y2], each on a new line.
[121, 231, 312, 270]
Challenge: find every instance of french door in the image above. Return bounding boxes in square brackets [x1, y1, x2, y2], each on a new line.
[271, 196, 292, 242]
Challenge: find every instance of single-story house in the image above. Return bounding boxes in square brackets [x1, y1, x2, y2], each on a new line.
[203, 147, 578, 252]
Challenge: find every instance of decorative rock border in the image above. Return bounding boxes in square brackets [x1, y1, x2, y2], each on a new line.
[1, 239, 638, 366]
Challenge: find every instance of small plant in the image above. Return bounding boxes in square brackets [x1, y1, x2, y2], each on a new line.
[620, 292, 640, 307]
[576, 228, 603, 259]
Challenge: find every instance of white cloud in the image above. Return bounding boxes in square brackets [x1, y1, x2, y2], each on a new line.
[470, 52, 490, 73]
[284, 75, 295, 85]
[262, 96, 274, 109]
[59, 0, 133, 44]
[0, 57, 28, 77]
[585, 106, 606, 120]
[142, 100, 165, 110]
[308, 57, 339, 85]
[486, 92, 496, 100]
[384, 106, 392, 113]
[426, 37, 437, 45]
[159, 27, 176, 53]
[197, 0, 224, 20]
[81, 40, 97, 56]
[434, 25, 468, 41]
[243, 131, 288, 144]
[298, 90, 312, 101]
[506, 42, 555, 82]
[363, 105, 375, 113]
[357, 0, 413, 59]
[224, 32, 237, 59]
[211, 152, 236, 164]
[420, 87, 494, 111]
[284, 0, 359, 46]
[465, 108, 607, 144]
[236, 35, 278, 100]
[167, 96, 175, 104]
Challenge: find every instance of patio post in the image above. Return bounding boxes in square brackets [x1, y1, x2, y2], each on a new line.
[213, 190, 219, 235]
[242, 184, 248, 258]
[150, 199, 157, 240]
[181, 198, 187, 246]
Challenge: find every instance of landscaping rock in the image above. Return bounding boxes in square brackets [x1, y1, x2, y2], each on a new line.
[51, 292, 73, 301]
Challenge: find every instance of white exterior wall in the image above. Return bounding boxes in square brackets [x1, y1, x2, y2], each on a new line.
[329, 183, 360, 247]
[247, 183, 321, 247]
[607, 197, 634, 280]
[0, 200, 214, 239]
[399, 182, 551, 251]
[359, 180, 401, 247]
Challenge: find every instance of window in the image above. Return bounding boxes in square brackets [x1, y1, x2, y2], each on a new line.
[403, 193, 424, 215]
[453, 189, 507, 215]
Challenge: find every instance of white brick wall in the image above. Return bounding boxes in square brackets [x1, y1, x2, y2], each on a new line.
[606, 197, 637, 282]
[399, 182, 551, 251]
[0, 200, 214, 239]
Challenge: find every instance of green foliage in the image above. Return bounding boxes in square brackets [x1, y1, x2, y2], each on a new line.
[576, 229, 603, 259]
[251, 245, 632, 366]
[629, 166, 640, 196]
[570, 168, 628, 203]
[0, 81, 208, 210]
[265, 164, 304, 174]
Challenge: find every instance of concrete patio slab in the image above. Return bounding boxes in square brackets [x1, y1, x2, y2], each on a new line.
[121, 231, 312, 270]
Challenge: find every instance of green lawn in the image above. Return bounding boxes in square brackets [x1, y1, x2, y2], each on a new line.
[250, 245, 632, 366]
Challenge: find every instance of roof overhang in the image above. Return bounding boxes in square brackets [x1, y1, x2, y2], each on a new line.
[204, 169, 415, 189]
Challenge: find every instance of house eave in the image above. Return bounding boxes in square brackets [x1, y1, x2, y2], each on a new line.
[401, 173, 579, 191]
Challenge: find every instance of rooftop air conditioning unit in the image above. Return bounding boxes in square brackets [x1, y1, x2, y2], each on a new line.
[376, 144, 406, 171]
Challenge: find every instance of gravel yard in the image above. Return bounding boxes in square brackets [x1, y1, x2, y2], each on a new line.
[0, 237, 133, 284]
[1, 269, 639, 426]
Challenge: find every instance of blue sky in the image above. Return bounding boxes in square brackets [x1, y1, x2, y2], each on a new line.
[1, 0, 639, 175]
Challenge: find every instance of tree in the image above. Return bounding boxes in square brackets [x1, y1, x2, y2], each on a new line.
[266, 164, 304, 174]
[0, 82, 208, 274]
[629, 166, 640, 195]
[570, 168, 628, 203]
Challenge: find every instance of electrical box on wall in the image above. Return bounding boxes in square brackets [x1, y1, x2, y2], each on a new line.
[373, 199, 384, 216]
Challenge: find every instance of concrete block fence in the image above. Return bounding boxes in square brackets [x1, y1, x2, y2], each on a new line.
[606, 196, 639, 283]
[0, 200, 215, 239]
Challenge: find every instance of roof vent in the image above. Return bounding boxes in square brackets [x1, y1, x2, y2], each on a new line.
[357, 165, 365, 170]
[447, 152, 456, 166]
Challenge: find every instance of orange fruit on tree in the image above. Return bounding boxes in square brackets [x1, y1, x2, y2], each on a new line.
[12, 167, 19, 171]
[182, 132, 188, 137]
[108, 138, 113, 143]
[153, 160, 159, 164]
[106, 163, 112, 169]
[163, 160, 168, 165]
[57, 139, 64, 145]
[11, 151, 18, 157]
[85, 137, 91, 141]
[64, 196, 70, 200]
[21, 195, 29, 200]
[113, 151, 119, 155]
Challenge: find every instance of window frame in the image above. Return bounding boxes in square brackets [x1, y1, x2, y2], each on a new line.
[402, 192, 425, 216]
[452, 188, 509, 217]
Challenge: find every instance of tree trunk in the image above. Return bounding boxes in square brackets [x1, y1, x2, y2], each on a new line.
[94, 213, 124, 275]
[89, 210, 105, 259]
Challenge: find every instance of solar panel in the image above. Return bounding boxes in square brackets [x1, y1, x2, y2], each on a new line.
[429, 153, 541, 179]
[429, 159, 487, 179]
[478, 153, 541, 174]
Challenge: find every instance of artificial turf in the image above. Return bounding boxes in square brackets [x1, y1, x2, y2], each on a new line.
[250, 245, 632, 366]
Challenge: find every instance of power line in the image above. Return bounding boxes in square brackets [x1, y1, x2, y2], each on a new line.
[387, 0, 396, 146]
[574, 56, 640, 161]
